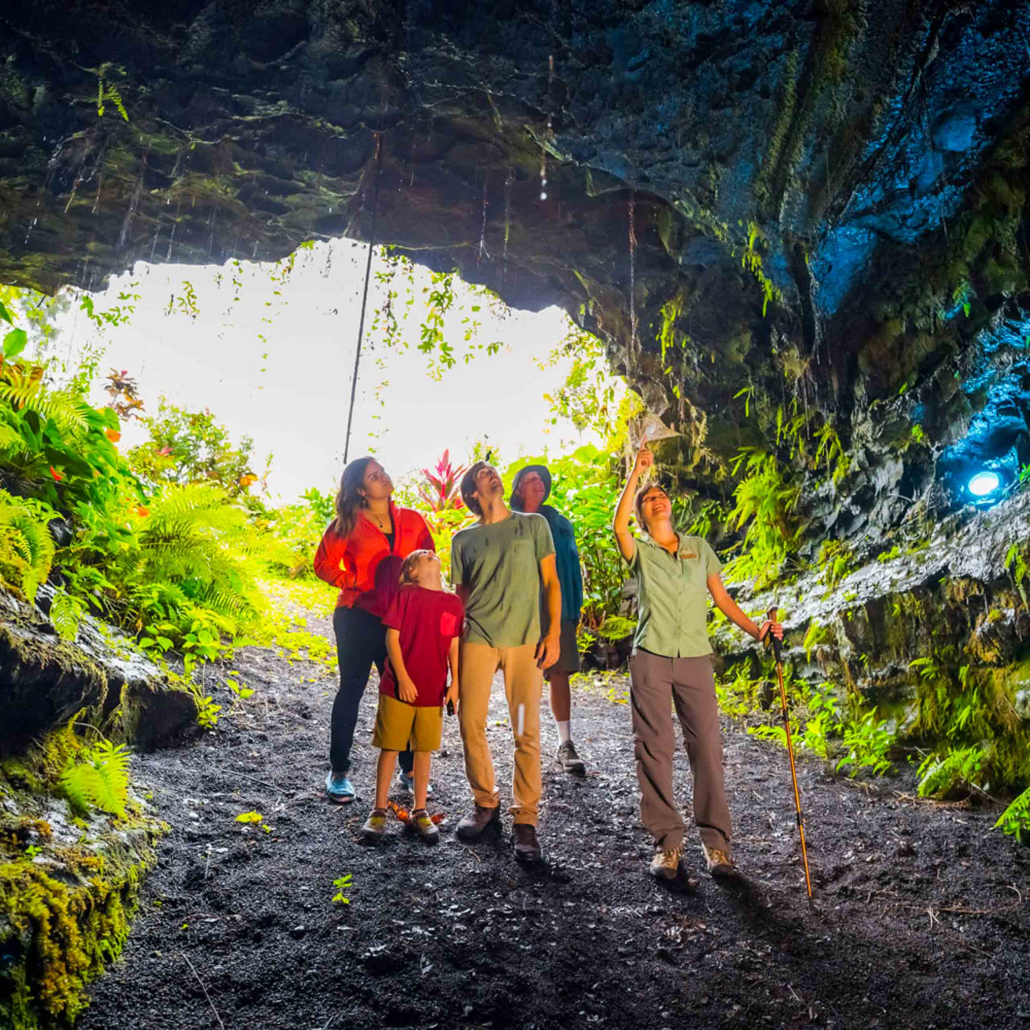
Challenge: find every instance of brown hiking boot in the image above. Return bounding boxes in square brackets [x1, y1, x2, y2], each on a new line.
[557, 740, 586, 775]
[512, 823, 543, 863]
[702, 843, 735, 877]
[455, 805, 501, 840]
[410, 809, 439, 844]
[649, 845, 682, 880]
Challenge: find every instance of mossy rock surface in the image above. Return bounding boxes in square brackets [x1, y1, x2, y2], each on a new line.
[0, 761, 165, 1029]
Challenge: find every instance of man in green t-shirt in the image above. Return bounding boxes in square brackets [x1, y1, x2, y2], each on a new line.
[451, 461, 561, 862]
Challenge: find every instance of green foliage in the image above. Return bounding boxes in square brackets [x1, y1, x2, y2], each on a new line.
[835, 711, 895, 778]
[1004, 543, 1028, 607]
[332, 872, 352, 905]
[916, 746, 984, 799]
[370, 251, 504, 380]
[996, 786, 1030, 844]
[126, 398, 257, 497]
[951, 280, 973, 318]
[0, 489, 55, 602]
[802, 620, 830, 662]
[96, 66, 129, 121]
[722, 449, 801, 590]
[657, 293, 687, 363]
[817, 539, 856, 589]
[540, 319, 628, 443]
[49, 589, 86, 642]
[596, 615, 635, 641]
[0, 344, 135, 512]
[59, 740, 130, 818]
[741, 222, 783, 317]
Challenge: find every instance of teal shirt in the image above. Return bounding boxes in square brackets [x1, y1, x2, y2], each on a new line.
[539, 504, 582, 623]
[627, 534, 722, 658]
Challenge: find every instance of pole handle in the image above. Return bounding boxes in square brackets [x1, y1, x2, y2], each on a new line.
[764, 605, 782, 663]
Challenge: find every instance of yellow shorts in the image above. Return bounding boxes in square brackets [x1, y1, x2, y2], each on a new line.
[372, 694, 443, 752]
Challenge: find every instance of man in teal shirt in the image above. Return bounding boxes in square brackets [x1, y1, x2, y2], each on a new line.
[511, 463, 587, 775]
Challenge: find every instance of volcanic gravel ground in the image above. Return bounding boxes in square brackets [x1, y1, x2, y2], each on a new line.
[79, 609, 1029, 1030]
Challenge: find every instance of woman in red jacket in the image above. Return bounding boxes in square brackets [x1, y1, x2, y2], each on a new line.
[314, 456, 434, 803]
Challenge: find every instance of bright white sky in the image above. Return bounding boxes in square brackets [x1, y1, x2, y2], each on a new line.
[48, 241, 611, 503]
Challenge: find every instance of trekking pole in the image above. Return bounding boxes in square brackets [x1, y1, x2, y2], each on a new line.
[764, 606, 814, 903]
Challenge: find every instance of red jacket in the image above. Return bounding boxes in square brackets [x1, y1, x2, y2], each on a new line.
[313, 503, 434, 617]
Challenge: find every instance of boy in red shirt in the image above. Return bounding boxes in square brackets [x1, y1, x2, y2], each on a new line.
[362, 550, 463, 843]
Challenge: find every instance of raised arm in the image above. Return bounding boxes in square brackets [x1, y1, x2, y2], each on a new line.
[612, 440, 654, 562]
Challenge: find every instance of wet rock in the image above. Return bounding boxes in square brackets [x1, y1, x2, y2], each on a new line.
[1, 587, 197, 753]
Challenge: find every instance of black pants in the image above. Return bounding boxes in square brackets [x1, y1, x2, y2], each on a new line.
[331, 606, 413, 775]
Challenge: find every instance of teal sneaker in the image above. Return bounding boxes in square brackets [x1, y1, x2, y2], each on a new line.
[394, 770, 433, 797]
[325, 770, 355, 804]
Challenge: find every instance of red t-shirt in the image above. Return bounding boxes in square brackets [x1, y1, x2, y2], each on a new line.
[380, 585, 465, 707]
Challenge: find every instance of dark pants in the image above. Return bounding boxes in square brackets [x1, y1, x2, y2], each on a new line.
[331, 606, 413, 775]
[628, 650, 732, 853]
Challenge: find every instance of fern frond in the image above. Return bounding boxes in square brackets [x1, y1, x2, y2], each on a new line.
[50, 589, 86, 642]
[0, 488, 56, 601]
[59, 760, 94, 815]
[60, 740, 130, 817]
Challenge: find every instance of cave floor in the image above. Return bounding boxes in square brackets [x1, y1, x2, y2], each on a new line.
[78, 610, 1029, 1030]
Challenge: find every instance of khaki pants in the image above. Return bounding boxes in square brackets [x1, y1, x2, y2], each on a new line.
[458, 641, 542, 826]
[629, 650, 732, 853]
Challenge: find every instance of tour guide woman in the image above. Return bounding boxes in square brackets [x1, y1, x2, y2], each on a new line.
[613, 439, 782, 880]
[314, 457, 434, 803]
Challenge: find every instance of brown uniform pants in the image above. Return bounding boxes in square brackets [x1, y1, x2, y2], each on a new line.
[629, 650, 732, 853]
[458, 641, 543, 826]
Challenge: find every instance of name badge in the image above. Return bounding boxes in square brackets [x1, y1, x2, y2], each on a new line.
[679, 551, 697, 560]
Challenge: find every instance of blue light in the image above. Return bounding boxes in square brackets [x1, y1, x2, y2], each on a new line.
[968, 471, 1000, 497]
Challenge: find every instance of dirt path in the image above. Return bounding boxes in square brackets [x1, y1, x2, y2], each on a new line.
[78, 610, 1029, 1030]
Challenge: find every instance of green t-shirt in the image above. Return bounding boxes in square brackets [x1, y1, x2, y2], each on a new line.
[627, 533, 722, 658]
[451, 512, 556, 648]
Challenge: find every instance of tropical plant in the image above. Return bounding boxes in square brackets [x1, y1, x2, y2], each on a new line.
[722, 448, 801, 590]
[0, 489, 55, 602]
[418, 450, 466, 513]
[126, 397, 258, 497]
[59, 739, 131, 818]
[835, 711, 895, 778]
[916, 745, 985, 799]
[996, 786, 1030, 844]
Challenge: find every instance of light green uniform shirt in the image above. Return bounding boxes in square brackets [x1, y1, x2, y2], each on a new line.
[627, 533, 723, 658]
[451, 512, 556, 648]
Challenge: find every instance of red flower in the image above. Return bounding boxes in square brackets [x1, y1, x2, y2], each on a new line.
[49, 466, 63, 482]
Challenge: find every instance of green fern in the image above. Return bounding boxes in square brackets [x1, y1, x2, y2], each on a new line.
[916, 745, 985, 799]
[50, 589, 86, 642]
[59, 739, 131, 818]
[996, 786, 1030, 844]
[0, 488, 56, 601]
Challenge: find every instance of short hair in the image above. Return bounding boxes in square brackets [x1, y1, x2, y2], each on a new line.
[634, 482, 669, 531]
[399, 549, 434, 585]
[460, 461, 490, 516]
